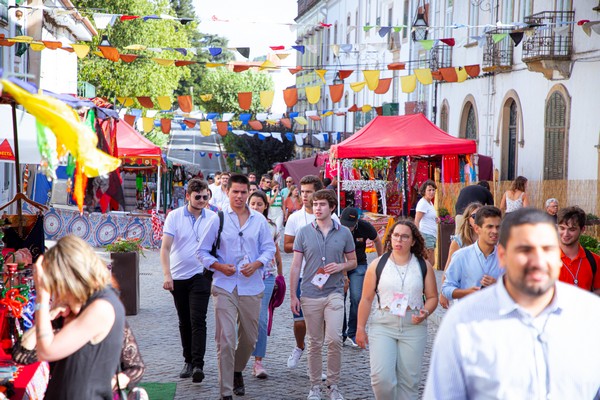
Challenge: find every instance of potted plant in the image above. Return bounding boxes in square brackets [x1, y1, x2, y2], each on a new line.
[437, 208, 455, 271]
[106, 238, 144, 316]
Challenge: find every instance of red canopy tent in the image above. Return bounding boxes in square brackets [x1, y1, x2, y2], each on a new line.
[113, 119, 162, 164]
[331, 113, 476, 159]
[273, 155, 322, 186]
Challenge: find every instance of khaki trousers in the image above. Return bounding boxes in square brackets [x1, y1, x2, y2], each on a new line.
[212, 286, 262, 396]
[301, 292, 345, 387]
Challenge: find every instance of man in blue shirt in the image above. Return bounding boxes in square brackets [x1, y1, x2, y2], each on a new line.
[442, 205, 503, 301]
[198, 174, 276, 400]
[425, 208, 600, 399]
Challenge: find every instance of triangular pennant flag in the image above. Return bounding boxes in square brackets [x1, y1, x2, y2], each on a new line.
[209, 47, 222, 57]
[400, 75, 417, 93]
[363, 26, 373, 32]
[315, 69, 327, 83]
[348, 104, 359, 112]
[269, 45, 284, 51]
[294, 116, 308, 126]
[417, 40, 435, 50]
[309, 115, 322, 121]
[98, 46, 120, 62]
[260, 90, 275, 109]
[374, 78, 392, 94]
[152, 58, 175, 66]
[331, 45, 340, 57]
[432, 70, 443, 80]
[8, 36, 33, 43]
[143, 15, 160, 21]
[137, 97, 154, 108]
[305, 45, 317, 54]
[375, 106, 383, 116]
[305, 86, 321, 104]
[200, 121, 212, 136]
[177, 95, 193, 113]
[456, 67, 468, 83]
[206, 113, 219, 120]
[492, 33, 508, 43]
[276, 53, 290, 60]
[200, 94, 213, 102]
[363, 70, 380, 90]
[249, 120, 263, 130]
[378, 26, 392, 37]
[288, 66, 303, 74]
[30, 42, 46, 51]
[42, 41, 62, 50]
[160, 118, 171, 134]
[340, 44, 353, 53]
[336, 70, 352, 80]
[142, 117, 155, 133]
[361, 105, 373, 113]
[440, 38, 456, 47]
[93, 13, 113, 29]
[205, 63, 225, 68]
[271, 132, 283, 142]
[173, 48, 187, 56]
[120, 54, 138, 63]
[216, 121, 229, 137]
[236, 47, 250, 58]
[509, 31, 524, 46]
[291, 45, 305, 54]
[440, 67, 458, 82]
[279, 118, 291, 129]
[238, 92, 252, 110]
[222, 113, 235, 122]
[118, 97, 135, 107]
[285, 132, 294, 141]
[157, 96, 172, 110]
[233, 64, 251, 73]
[200, 152, 206, 157]
[175, 60, 196, 67]
[414, 68, 433, 85]
[295, 134, 304, 146]
[183, 119, 196, 128]
[465, 64, 480, 78]
[387, 62, 406, 70]
[123, 114, 136, 127]
[259, 60, 277, 70]
[329, 84, 344, 103]
[70, 44, 90, 59]
[208, 152, 213, 159]
[256, 112, 268, 122]
[124, 44, 147, 50]
[239, 113, 252, 125]
[283, 88, 298, 107]
[350, 81, 366, 92]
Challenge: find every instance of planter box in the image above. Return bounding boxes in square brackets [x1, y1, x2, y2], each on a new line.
[437, 223, 455, 271]
[110, 252, 140, 316]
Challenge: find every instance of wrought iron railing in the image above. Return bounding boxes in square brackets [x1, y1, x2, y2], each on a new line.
[297, 0, 320, 18]
[430, 44, 453, 71]
[482, 28, 514, 71]
[522, 11, 574, 61]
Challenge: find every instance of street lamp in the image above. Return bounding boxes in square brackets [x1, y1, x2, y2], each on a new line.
[99, 35, 111, 47]
[411, 13, 429, 42]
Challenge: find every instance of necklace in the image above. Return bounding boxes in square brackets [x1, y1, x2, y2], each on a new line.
[391, 253, 411, 291]
[562, 258, 583, 286]
[188, 209, 204, 242]
[312, 223, 327, 266]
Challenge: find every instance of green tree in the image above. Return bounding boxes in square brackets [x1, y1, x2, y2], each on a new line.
[196, 68, 295, 174]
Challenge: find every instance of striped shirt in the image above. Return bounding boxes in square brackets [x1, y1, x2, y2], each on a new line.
[425, 278, 600, 399]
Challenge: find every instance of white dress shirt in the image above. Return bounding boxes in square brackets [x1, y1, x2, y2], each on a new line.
[425, 278, 600, 400]
[209, 185, 229, 210]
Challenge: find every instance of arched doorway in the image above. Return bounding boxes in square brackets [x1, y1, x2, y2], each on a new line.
[501, 99, 519, 180]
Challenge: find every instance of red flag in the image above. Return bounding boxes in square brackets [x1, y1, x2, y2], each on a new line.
[440, 38, 456, 47]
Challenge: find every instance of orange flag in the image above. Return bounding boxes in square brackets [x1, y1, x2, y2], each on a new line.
[123, 114, 136, 127]
[328, 84, 344, 103]
[183, 119, 197, 128]
[465, 64, 481, 78]
[160, 119, 171, 134]
[98, 46, 120, 62]
[120, 54, 138, 63]
[175, 60, 196, 67]
[216, 121, 229, 137]
[137, 97, 154, 108]
[178, 96, 193, 113]
[238, 92, 252, 110]
[249, 120, 263, 130]
[374, 78, 392, 94]
[283, 88, 298, 107]
[440, 67, 458, 82]
[338, 70, 354, 80]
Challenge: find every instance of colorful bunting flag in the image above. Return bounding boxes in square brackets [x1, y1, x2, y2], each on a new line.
[363, 70, 380, 90]
[305, 86, 321, 105]
[401, 75, 417, 93]
[283, 88, 298, 107]
[238, 92, 252, 110]
[414, 68, 433, 85]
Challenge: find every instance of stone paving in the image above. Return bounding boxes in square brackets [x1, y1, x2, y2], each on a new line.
[124, 249, 446, 400]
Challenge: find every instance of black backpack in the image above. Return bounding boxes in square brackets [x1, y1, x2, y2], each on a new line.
[374, 252, 427, 308]
[203, 211, 224, 280]
[584, 249, 597, 291]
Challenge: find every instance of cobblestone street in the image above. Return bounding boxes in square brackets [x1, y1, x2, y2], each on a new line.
[125, 249, 444, 400]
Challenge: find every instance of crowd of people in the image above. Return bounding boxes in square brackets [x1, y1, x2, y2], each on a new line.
[31, 169, 600, 399]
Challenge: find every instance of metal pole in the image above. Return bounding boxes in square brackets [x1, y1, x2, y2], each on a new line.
[336, 159, 341, 216]
[11, 101, 23, 235]
[156, 166, 161, 212]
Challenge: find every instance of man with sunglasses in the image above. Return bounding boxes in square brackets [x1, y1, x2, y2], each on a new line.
[280, 177, 294, 198]
[259, 174, 273, 196]
[160, 178, 215, 383]
[442, 206, 503, 302]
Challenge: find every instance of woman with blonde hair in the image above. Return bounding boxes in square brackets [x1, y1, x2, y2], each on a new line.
[500, 175, 529, 213]
[34, 235, 125, 399]
[439, 202, 482, 309]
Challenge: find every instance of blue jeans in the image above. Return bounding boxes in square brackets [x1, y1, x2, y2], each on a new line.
[344, 263, 367, 339]
[252, 274, 275, 358]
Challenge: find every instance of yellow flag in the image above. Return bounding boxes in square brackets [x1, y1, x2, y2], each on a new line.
[276, 53, 290, 60]
[314, 69, 327, 84]
[294, 116, 308, 125]
[305, 86, 321, 105]
[124, 44, 147, 50]
[401, 75, 417, 93]
[200, 121, 212, 136]
[123, 97, 134, 107]
[142, 117, 155, 133]
[363, 70, 380, 91]
[200, 94, 213, 102]
[350, 81, 366, 93]
[157, 96, 172, 111]
[8, 36, 33, 43]
[362, 105, 373, 113]
[92, 51, 104, 58]
[152, 58, 175, 67]
[71, 44, 90, 59]
[206, 63, 226, 68]
[259, 60, 277, 70]
[30, 42, 46, 51]
[414, 68, 433, 85]
[230, 120, 242, 128]
[259, 90, 275, 109]
[456, 67, 468, 83]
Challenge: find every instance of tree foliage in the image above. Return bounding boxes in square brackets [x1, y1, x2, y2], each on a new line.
[196, 69, 295, 174]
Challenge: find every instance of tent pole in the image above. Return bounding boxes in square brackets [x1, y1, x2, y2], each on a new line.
[336, 159, 341, 216]
[156, 166, 161, 212]
[11, 101, 23, 235]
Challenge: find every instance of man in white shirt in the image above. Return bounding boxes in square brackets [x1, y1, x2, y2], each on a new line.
[210, 172, 230, 211]
[425, 208, 600, 399]
[160, 179, 215, 383]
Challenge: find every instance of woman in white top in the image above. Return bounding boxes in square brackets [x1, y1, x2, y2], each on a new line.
[414, 179, 438, 264]
[356, 220, 438, 400]
[500, 175, 529, 214]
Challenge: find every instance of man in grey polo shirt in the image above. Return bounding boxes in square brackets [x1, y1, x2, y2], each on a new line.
[290, 189, 357, 400]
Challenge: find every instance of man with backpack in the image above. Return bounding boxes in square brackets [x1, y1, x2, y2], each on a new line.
[442, 206, 503, 302]
[197, 174, 276, 400]
[557, 206, 600, 293]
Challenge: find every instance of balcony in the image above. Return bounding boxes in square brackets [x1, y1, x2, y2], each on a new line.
[297, 0, 320, 19]
[482, 28, 514, 73]
[430, 44, 453, 71]
[522, 11, 574, 80]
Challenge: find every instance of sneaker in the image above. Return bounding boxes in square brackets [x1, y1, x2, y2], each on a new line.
[307, 385, 322, 400]
[287, 346, 304, 368]
[253, 360, 268, 379]
[346, 337, 359, 348]
[322, 373, 327, 381]
[327, 385, 345, 400]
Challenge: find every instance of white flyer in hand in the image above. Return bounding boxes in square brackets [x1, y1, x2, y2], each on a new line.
[311, 267, 330, 289]
[237, 255, 251, 271]
[389, 293, 409, 317]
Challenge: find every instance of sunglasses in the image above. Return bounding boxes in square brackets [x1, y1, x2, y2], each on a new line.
[286, 180, 293, 183]
[194, 194, 209, 201]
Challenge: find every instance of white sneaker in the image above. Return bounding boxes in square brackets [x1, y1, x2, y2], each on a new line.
[287, 346, 304, 368]
[322, 372, 327, 381]
[307, 385, 322, 400]
[346, 337, 359, 348]
[327, 385, 345, 400]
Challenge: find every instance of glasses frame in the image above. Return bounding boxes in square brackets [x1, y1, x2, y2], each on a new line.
[194, 194, 210, 201]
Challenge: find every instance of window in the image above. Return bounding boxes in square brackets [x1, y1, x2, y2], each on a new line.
[0, 0, 7, 23]
[402, 0, 409, 39]
[544, 91, 568, 179]
[347, 14, 352, 43]
[460, 101, 478, 141]
[355, 11, 359, 42]
[440, 102, 449, 132]
[517, 0, 533, 21]
[469, 3, 480, 37]
[555, 0, 572, 11]
[501, 0, 514, 23]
